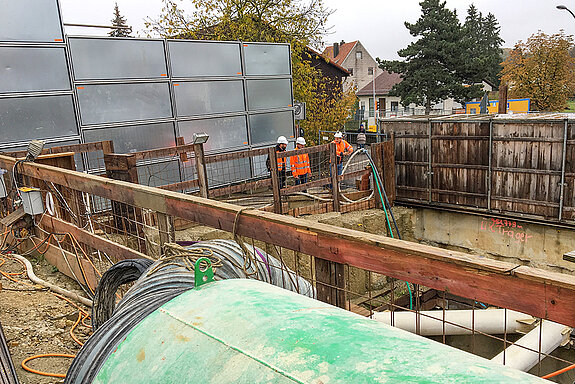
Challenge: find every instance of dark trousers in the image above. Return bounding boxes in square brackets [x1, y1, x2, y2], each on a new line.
[278, 170, 286, 188]
[295, 173, 309, 185]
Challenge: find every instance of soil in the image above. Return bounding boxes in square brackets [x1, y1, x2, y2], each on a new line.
[0, 254, 92, 384]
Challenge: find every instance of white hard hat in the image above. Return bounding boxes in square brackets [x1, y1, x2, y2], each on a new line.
[334, 131, 343, 138]
[296, 137, 306, 145]
[277, 136, 288, 145]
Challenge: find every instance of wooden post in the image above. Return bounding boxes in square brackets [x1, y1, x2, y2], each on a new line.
[101, 140, 115, 155]
[315, 258, 346, 309]
[175, 137, 188, 162]
[104, 153, 146, 254]
[382, 132, 396, 206]
[193, 143, 209, 198]
[156, 212, 175, 255]
[268, 147, 282, 214]
[498, 84, 508, 114]
[371, 142, 385, 209]
[329, 142, 341, 212]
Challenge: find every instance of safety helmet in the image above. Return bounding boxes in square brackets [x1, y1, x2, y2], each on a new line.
[296, 137, 306, 145]
[334, 131, 343, 138]
[277, 136, 288, 145]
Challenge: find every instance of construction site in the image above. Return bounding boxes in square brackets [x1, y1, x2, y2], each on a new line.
[2, 1, 575, 383]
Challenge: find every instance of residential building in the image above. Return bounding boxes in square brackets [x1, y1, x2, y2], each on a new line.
[323, 40, 383, 92]
[303, 47, 350, 95]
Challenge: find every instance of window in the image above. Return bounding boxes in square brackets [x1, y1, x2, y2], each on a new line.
[368, 67, 373, 75]
[347, 68, 353, 75]
[391, 101, 399, 111]
[369, 98, 374, 117]
[356, 51, 362, 59]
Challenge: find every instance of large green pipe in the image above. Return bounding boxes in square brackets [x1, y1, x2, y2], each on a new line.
[94, 279, 546, 383]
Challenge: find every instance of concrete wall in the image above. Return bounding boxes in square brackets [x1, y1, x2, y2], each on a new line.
[404, 207, 575, 274]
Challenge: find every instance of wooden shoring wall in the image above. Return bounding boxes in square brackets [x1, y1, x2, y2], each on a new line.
[2, 154, 575, 327]
[386, 117, 575, 223]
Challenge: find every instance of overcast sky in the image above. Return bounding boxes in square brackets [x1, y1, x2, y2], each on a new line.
[59, 0, 575, 60]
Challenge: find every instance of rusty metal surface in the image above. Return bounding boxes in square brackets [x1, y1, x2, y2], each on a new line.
[0, 320, 18, 384]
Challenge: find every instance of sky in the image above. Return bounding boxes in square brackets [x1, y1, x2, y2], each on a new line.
[59, 0, 575, 60]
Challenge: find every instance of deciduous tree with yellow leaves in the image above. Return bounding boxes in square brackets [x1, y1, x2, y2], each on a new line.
[500, 31, 575, 112]
[146, 0, 356, 144]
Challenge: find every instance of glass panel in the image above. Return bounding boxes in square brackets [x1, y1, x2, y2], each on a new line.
[0, 95, 77, 143]
[174, 80, 244, 116]
[0, 47, 70, 93]
[77, 83, 172, 125]
[178, 116, 248, 152]
[243, 44, 290, 76]
[0, 0, 63, 42]
[206, 157, 251, 187]
[69, 38, 167, 80]
[83, 123, 175, 155]
[249, 111, 294, 145]
[169, 41, 242, 77]
[138, 160, 181, 188]
[247, 79, 292, 110]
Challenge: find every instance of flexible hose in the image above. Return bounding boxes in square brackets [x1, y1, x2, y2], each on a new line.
[10, 254, 92, 307]
[340, 149, 374, 204]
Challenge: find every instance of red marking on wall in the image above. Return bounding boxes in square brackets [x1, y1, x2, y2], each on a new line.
[480, 218, 532, 244]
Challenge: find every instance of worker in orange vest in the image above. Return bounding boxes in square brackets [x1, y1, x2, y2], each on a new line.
[266, 136, 288, 188]
[290, 137, 311, 186]
[333, 131, 353, 175]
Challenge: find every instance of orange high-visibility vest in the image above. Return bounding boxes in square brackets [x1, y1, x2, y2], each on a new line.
[290, 152, 311, 177]
[334, 139, 353, 157]
[277, 150, 286, 171]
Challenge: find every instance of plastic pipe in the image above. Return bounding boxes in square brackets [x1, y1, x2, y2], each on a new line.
[11, 254, 92, 307]
[372, 309, 535, 336]
[491, 320, 570, 372]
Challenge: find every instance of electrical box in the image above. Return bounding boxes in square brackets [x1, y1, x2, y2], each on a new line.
[0, 169, 6, 198]
[19, 187, 44, 215]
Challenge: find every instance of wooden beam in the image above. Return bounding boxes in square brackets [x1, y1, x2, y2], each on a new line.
[209, 178, 271, 198]
[2, 154, 575, 326]
[39, 215, 150, 262]
[383, 133, 396, 205]
[25, 238, 98, 290]
[132, 143, 195, 161]
[329, 143, 340, 212]
[194, 143, 209, 198]
[158, 178, 199, 192]
[268, 147, 282, 214]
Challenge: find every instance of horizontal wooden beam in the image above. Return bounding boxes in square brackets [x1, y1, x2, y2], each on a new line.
[205, 147, 268, 164]
[2, 154, 575, 326]
[132, 143, 196, 161]
[39, 215, 150, 262]
[159, 178, 199, 192]
[209, 178, 272, 198]
[2, 141, 110, 158]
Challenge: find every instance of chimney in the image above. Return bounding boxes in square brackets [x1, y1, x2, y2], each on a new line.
[340, 40, 345, 46]
[333, 42, 339, 58]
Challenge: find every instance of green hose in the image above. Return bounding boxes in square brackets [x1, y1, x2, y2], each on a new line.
[367, 157, 413, 310]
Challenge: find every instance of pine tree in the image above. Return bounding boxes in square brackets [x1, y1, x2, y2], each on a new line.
[379, 0, 482, 114]
[109, 3, 132, 37]
[462, 5, 503, 85]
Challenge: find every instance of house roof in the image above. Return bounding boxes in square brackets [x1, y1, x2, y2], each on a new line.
[356, 71, 402, 96]
[306, 46, 350, 75]
[322, 41, 358, 65]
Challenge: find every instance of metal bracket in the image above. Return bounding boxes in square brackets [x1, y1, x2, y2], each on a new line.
[194, 257, 214, 288]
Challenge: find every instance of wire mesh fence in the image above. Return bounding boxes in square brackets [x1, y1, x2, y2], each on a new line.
[1, 143, 575, 381]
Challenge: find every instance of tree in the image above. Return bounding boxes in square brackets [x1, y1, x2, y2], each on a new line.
[109, 3, 132, 37]
[145, 0, 354, 144]
[378, 0, 482, 114]
[462, 5, 503, 85]
[500, 31, 575, 112]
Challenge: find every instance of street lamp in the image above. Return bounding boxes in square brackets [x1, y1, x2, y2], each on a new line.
[557, 5, 575, 20]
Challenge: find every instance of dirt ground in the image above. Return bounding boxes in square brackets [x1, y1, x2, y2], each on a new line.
[0, 254, 91, 384]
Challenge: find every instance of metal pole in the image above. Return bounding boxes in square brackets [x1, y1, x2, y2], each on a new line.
[487, 119, 493, 211]
[559, 118, 568, 221]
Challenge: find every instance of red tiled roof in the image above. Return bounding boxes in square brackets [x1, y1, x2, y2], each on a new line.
[356, 71, 402, 96]
[306, 46, 350, 75]
[322, 41, 358, 65]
